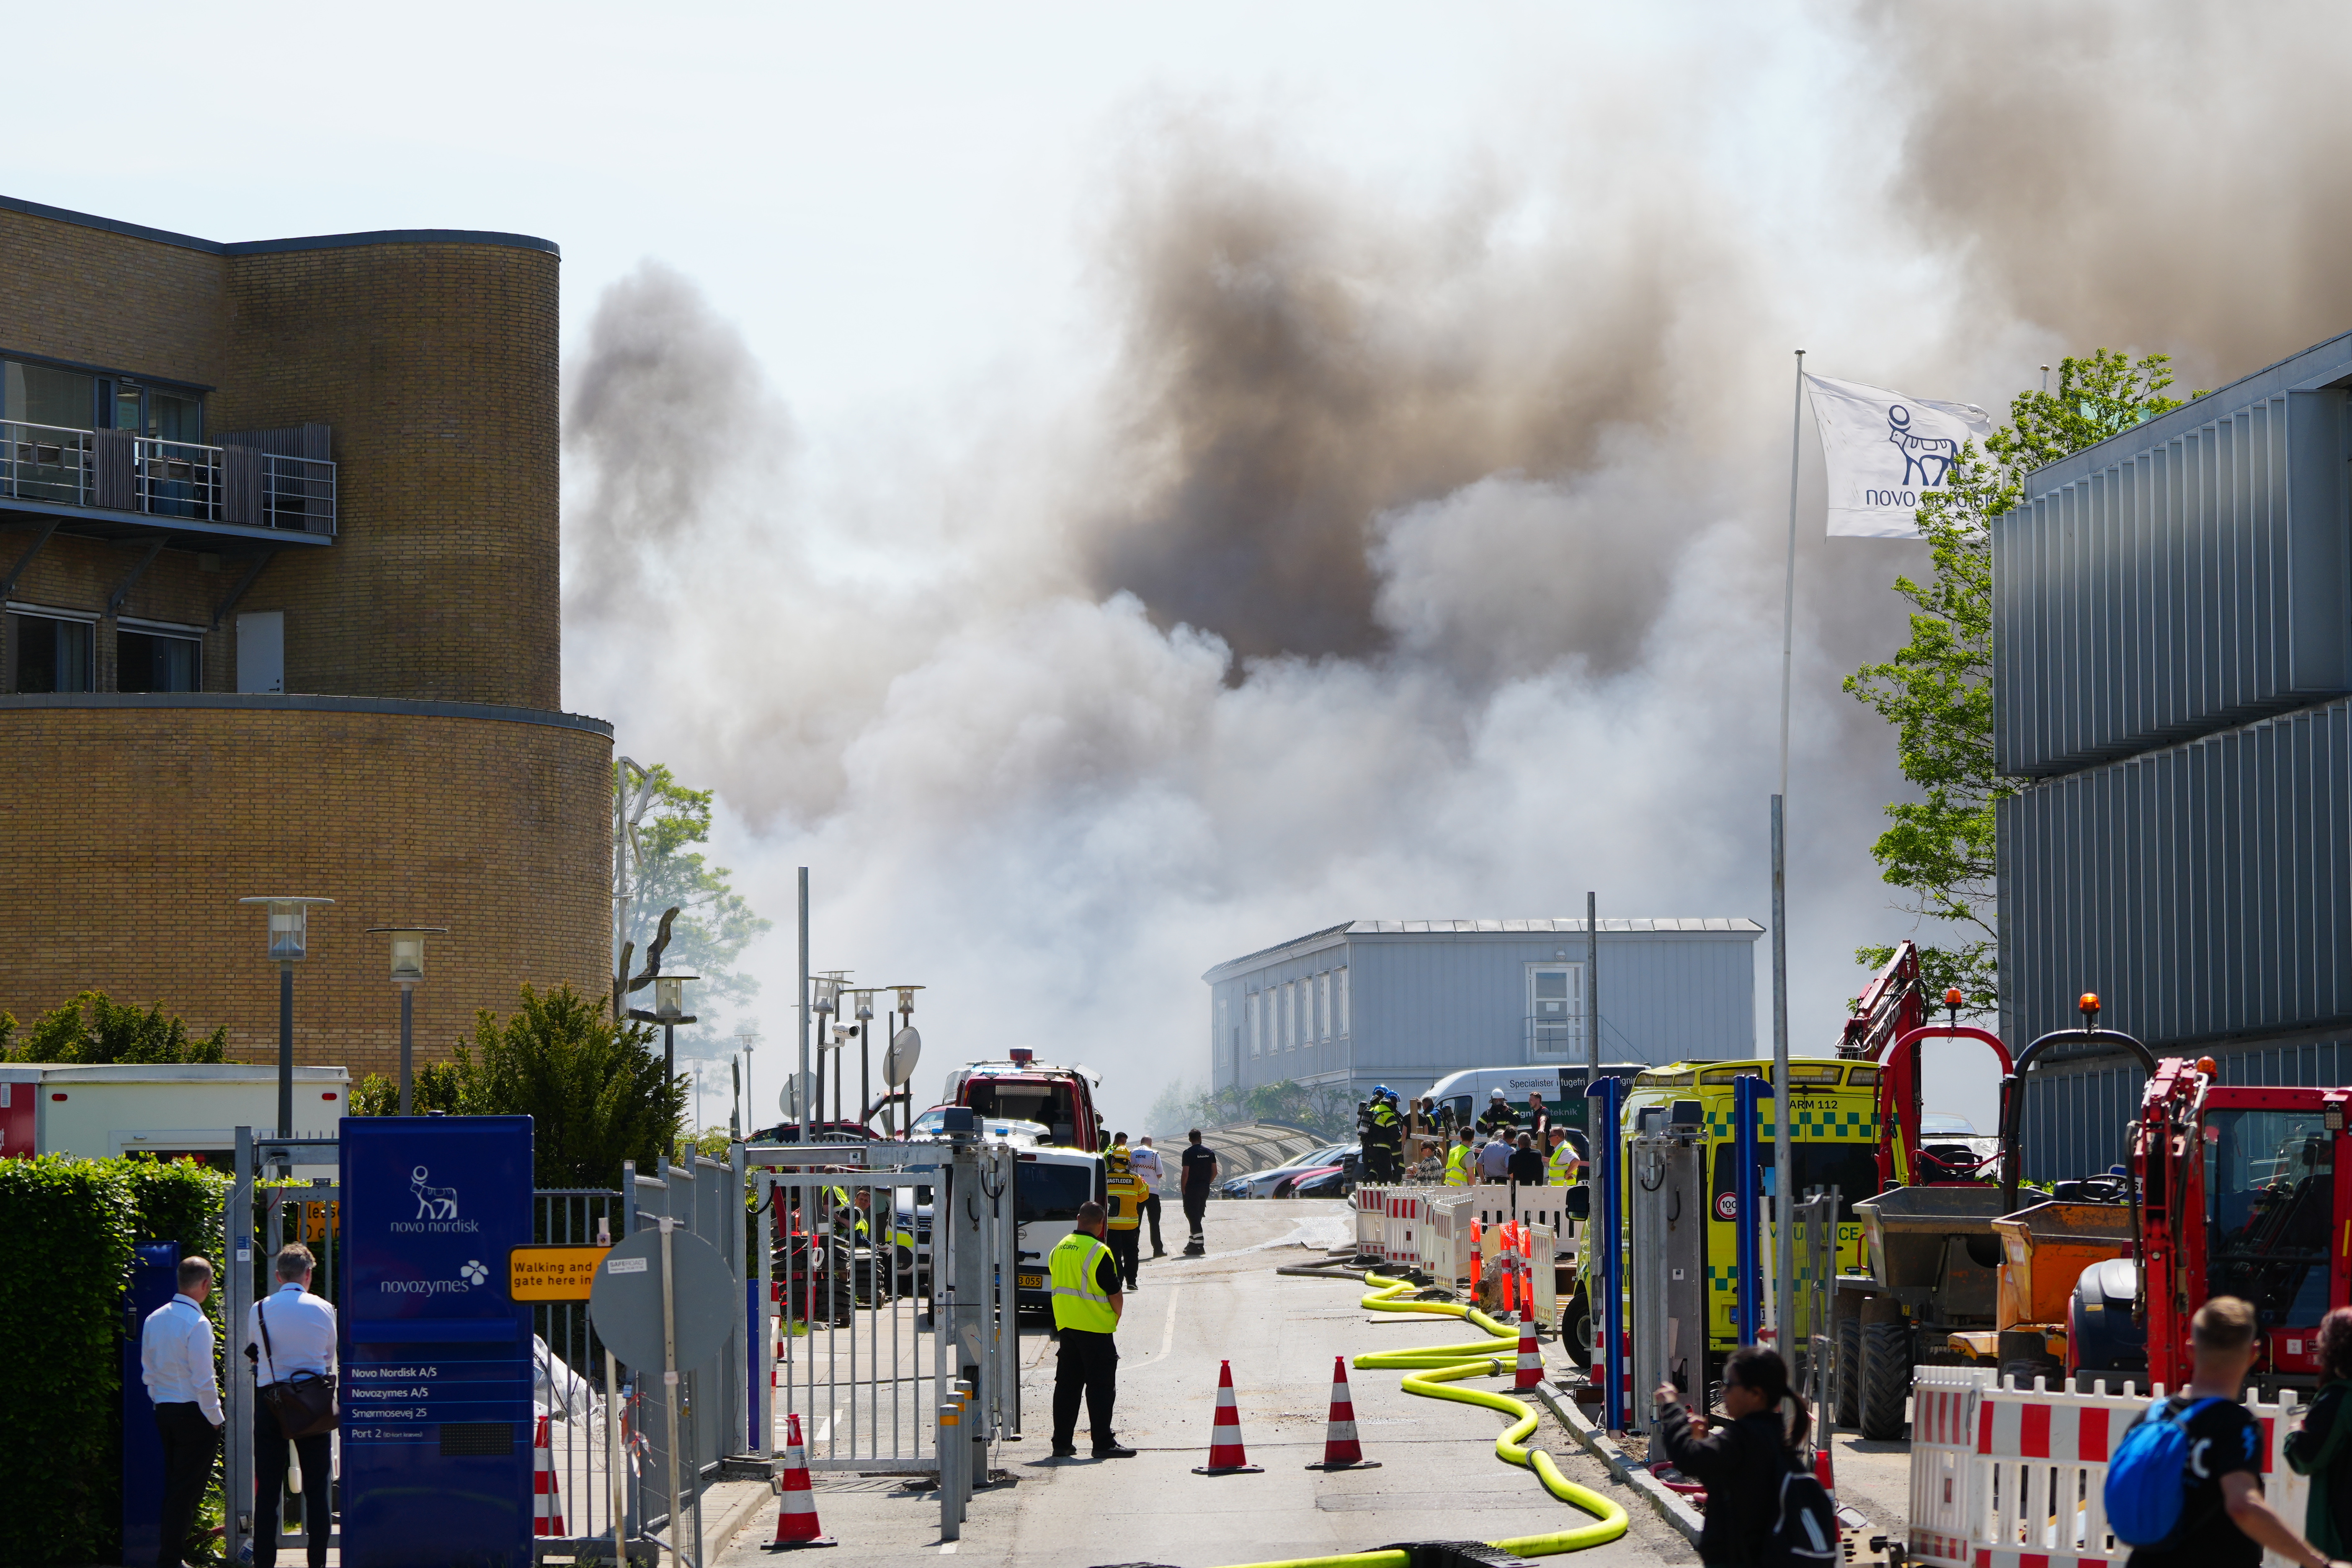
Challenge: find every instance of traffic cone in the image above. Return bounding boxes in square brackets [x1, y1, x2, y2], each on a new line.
[1514, 1285, 1544, 1391]
[531, 1416, 565, 1537]
[1468, 1221, 1483, 1294]
[1192, 1361, 1264, 1475]
[766, 1412, 837, 1550]
[1305, 1356, 1381, 1471]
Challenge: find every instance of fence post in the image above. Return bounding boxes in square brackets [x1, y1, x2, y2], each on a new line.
[224, 1126, 256, 1564]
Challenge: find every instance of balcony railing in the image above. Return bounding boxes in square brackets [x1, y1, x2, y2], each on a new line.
[0, 419, 335, 535]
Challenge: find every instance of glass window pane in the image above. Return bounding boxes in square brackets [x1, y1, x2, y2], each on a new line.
[57, 619, 91, 691]
[150, 391, 201, 444]
[117, 630, 200, 693]
[6, 361, 95, 429]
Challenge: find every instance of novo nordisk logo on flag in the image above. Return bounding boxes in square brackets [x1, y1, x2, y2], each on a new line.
[1804, 373, 1993, 539]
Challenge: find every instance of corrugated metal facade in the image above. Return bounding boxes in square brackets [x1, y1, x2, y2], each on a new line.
[1997, 331, 2352, 1177]
[1202, 918, 1761, 1101]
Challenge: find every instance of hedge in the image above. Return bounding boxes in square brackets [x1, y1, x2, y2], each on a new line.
[0, 1156, 230, 1567]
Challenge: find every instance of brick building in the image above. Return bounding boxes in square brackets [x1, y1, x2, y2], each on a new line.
[0, 193, 611, 1081]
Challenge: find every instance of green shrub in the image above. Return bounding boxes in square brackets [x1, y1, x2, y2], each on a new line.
[0, 1155, 231, 1567]
[0, 990, 232, 1065]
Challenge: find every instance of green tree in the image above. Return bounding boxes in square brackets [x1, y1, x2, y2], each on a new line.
[619, 763, 773, 1043]
[1147, 1077, 1359, 1142]
[352, 984, 685, 1187]
[0, 990, 230, 1064]
[1845, 350, 2197, 1011]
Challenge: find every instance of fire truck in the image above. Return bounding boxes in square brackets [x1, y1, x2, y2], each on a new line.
[941, 1049, 1105, 1153]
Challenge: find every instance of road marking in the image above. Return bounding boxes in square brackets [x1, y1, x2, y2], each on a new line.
[1125, 1287, 1181, 1370]
[814, 1406, 841, 1442]
[940, 1545, 958, 1554]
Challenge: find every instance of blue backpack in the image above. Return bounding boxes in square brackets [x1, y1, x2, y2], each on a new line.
[2104, 1396, 2228, 1547]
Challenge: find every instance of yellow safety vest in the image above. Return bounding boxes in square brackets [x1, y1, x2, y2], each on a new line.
[1549, 1142, 1578, 1184]
[1444, 1145, 1471, 1187]
[1105, 1171, 1149, 1230]
[1049, 1232, 1118, 1333]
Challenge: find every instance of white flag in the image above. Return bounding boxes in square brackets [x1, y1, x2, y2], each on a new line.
[1804, 373, 1994, 539]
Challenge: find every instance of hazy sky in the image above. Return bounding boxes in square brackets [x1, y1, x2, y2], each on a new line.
[15, 3, 2342, 1137]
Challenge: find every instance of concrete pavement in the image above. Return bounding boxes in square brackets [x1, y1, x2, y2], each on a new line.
[714, 1201, 1701, 1567]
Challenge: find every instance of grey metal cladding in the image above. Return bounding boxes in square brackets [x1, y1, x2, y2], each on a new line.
[1999, 694, 2352, 1050]
[1994, 388, 2349, 778]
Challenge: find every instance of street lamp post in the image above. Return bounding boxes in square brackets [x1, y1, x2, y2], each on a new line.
[880, 985, 925, 1137]
[367, 926, 447, 1116]
[735, 1028, 758, 1140]
[237, 897, 335, 1141]
[810, 975, 844, 1135]
[851, 990, 878, 1132]
[627, 974, 699, 1089]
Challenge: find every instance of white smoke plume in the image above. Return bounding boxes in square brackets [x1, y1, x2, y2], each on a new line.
[562, 7, 2352, 1132]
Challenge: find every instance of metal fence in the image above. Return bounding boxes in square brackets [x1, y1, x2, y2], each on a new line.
[0, 417, 336, 533]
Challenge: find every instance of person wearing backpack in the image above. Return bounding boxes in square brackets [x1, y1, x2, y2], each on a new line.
[1656, 1346, 1828, 1566]
[2107, 1295, 2347, 1568]
[2287, 1306, 2352, 1558]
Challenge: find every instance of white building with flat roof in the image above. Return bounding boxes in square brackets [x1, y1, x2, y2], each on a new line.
[1202, 917, 1762, 1101]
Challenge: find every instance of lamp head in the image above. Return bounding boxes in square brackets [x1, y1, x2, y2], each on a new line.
[652, 974, 699, 1024]
[239, 897, 335, 962]
[366, 925, 448, 983]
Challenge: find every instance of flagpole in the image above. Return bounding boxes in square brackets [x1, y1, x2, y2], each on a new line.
[1772, 348, 1804, 1351]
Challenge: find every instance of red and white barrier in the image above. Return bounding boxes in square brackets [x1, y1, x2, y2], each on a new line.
[531, 1416, 565, 1537]
[1906, 1367, 2310, 1568]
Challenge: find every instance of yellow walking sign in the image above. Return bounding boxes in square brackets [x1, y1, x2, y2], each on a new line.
[509, 1245, 612, 1302]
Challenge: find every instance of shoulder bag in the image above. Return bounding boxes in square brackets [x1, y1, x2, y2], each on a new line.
[256, 1297, 338, 1438]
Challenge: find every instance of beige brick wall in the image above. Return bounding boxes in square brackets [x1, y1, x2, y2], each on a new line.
[0, 702, 613, 1082]
[0, 209, 562, 708]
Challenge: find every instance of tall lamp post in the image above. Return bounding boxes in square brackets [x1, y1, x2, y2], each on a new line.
[627, 974, 699, 1087]
[849, 990, 879, 1132]
[879, 985, 925, 1137]
[810, 975, 844, 1133]
[237, 897, 334, 1140]
[366, 925, 446, 1116]
[734, 1028, 758, 1141]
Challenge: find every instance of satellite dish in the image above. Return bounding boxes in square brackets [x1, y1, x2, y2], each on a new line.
[778, 1071, 814, 1118]
[884, 1025, 923, 1087]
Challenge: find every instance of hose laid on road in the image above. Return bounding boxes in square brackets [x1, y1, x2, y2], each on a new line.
[1213, 1272, 1628, 1568]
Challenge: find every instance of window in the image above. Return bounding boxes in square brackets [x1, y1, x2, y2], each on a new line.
[12, 612, 92, 693]
[1318, 972, 1333, 1042]
[3, 360, 95, 429]
[116, 629, 200, 693]
[1248, 993, 1262, 1057]
[1282, 983, 1296, 1050]
[1527, 964, 1584, 1059]
[1338, 967, 1350, 1037]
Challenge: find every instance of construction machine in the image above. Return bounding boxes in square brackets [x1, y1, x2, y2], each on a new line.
[2077, 1053, 2348, 1398]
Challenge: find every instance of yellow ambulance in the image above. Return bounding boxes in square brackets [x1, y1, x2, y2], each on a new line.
[1566, 1057, 1882, 1362]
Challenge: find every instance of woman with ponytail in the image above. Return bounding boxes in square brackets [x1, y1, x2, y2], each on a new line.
[1655, 1345, 1810, 1565]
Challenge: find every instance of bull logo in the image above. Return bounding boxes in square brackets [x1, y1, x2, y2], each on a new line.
[411, 1164, 460, 1220]
[1888, 404, 1960, 487]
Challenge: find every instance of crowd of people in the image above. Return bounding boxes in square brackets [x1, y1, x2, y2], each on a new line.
[1350, 1084, 1584, 1189]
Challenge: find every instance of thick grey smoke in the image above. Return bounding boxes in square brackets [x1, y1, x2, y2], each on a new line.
[1876, 2, 2352, 385]
[565, 8, 2348, 1130]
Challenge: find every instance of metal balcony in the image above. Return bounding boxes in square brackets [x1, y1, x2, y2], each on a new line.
[0, 420, 335, 542]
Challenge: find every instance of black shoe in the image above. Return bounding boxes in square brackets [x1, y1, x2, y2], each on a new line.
[1152, 1248, 1167, 1259]
[1092, 1442, 1137, 1458]
[1050, 1442, 1077, 1457]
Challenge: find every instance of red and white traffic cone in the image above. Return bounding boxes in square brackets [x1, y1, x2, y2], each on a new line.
[1514, 1284, 1545, 1391]
[1192, 1360, 1264, 1475]
[767, 1411, 837, 1550]
[1305, 1356, 1381, 1471]
[531, 1416, 565, 1537]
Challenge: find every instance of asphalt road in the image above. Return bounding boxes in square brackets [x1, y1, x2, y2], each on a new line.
[714, 1201, 1703, 1568]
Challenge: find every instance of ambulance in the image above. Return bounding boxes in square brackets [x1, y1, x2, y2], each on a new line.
[1565, 1057, 1882, 1372]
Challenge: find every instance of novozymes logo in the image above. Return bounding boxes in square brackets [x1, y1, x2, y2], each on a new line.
[381, 1259, 488, 1297]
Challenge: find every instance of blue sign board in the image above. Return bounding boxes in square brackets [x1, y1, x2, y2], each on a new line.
[340, 1115, 534, 1568]
[121, 1242, 180, 1567]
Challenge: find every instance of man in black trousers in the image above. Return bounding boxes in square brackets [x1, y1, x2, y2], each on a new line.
[140, 1254, 223, 1568]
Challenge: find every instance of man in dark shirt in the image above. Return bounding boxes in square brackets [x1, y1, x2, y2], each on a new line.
[1478, 1089, 1518, 1138]
[2128, 1296, 2347, 1568]
[1507, 1132, 1547, 1187]
[1179, 1129, 1218, 1255]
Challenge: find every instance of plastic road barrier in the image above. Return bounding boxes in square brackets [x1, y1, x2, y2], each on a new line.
[1905, 1366, 2310, 1568]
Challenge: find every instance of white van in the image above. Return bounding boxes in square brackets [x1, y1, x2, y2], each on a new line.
[1009, 1144, 1105, 1312]
[1424, 1063, 1645, 1144]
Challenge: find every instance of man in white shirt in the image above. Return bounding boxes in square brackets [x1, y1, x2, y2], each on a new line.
[140, 1254, 223, 1568]
[1130, 1137, 1167, 1257]
[245, 1243, 337, 1568]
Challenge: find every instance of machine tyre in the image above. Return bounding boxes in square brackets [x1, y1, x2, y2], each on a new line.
[1859, 1319, 1911, 1440]
[1561, 1291, 1591, 1367]
[1835, 1315, 1862, 1429]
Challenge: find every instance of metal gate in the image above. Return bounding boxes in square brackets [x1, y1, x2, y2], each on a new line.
[753, 1138, 1020, 1475]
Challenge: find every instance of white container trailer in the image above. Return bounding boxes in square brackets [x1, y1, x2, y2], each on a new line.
[0, 1062, 349, 1166]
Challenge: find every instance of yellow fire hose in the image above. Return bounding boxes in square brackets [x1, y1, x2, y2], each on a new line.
[1212, 1272, 1629, 1568]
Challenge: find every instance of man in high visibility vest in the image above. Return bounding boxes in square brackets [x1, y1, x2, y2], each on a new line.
[1547, 1126, 1583, 1186]
[1104, 1147, 1150, 1290]
[1048, 1202, 1133, 1459]
[1444, 1127, 1474, 1186]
